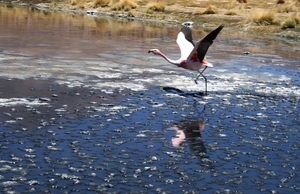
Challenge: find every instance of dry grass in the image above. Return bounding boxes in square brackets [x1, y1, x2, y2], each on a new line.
[70, 0, 78, 6]
[92, 0, 110, 7]
[203, 5, 218, 14]
[146, 2, 165, 12]
[26, 0, 300, 33]
[71, 0, 88, 8]
[226, 0, 238, 9]
[110, 0, 137, 11]
[277, 0, 285, 4]
[225, 8, 239, 15]
[292, 12, 300, 24]
[282, 19, 296, 29]
[193, 5, 218, 15]
[192, 9, 203, 15]
[224, 0, 247, 15]
[250, 8, 277, 25]
[276, 3, 297, 13]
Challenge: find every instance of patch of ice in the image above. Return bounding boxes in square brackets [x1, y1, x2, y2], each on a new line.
[100, 73, 123, 79]
[121, 83, 146, 91]
[0, 98, 49, 107]
[55, 108, 67, 112]
[152, 103, 165, 108]
[5, 120, 17, 124]
[110, 106, 128, 110]
[0, 181, 19, 187]
[136, 134, 146, 137]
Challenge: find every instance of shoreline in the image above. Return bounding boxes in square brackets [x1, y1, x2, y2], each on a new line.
[1, 0, 300, 42]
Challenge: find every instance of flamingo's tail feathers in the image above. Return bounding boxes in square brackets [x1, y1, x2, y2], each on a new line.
[206, 62, 213, 67]
[202, 58, 213, 67]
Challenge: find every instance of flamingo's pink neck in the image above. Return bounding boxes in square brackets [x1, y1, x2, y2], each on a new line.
[156, 50, 182, 65]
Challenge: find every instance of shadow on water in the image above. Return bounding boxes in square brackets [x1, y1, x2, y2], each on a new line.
[162, 86, 206, 97]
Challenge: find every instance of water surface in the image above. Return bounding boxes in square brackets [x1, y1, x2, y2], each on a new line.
[0, 3, 300, 193]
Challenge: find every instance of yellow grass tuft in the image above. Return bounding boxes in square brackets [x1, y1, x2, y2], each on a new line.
[110, 0, 137, 11]
[250, 9, 276, 25]
[92, 0, 110, 7]
[71, 0, 77, 6]
[71, 0, 87, 8]
[276, 3, 297, 13]
[225, 0, 238, 9]
[193, 9, 203, 15]
[225, 8, 239, 15]
[146, 2, 165, 12]
[282, 19, 296, 29]
[71, 0, 83, 6]
[277, 0, 285, 4]
[203, 5, 218, 14]
[193, 5, 218, 15]
[292, 12, 300, 24]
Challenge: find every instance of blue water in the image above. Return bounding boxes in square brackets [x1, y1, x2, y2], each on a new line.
[1, 86, 300, 193]
[1, 3, 300, 194]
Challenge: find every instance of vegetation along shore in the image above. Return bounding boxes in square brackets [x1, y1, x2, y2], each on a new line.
[2, 0, 300, 40]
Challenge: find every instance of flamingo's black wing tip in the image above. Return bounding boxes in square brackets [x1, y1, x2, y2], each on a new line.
[180, 25, 195, 46]
[209, 24, 224, 40]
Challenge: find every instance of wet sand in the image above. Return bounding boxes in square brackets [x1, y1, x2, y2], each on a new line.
[0, 3, 300, 194]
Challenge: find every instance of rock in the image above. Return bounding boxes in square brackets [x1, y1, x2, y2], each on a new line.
[35, 3, 50, 9]
[87, 10, 98, 16]
[182, 21, 194, 27]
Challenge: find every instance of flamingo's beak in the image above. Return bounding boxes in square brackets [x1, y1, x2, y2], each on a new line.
[148, 49, 154, 53]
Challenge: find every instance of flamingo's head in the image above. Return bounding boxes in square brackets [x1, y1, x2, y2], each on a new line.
[148, 49, 161, 55]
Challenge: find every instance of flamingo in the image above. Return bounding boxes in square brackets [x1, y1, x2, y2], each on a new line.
[148, 24, 224, 95]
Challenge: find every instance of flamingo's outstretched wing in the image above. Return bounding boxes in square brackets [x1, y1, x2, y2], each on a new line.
[176, 26, 195, 60]
[187, 25, 224, 63]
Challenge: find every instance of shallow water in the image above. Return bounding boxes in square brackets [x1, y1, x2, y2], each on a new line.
[0, 3, 300, 193]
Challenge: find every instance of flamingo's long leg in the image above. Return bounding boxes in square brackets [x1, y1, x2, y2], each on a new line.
[194, 66, 208, 95]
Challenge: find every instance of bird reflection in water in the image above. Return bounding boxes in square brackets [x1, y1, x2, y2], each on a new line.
[150, 102, 212, 166]
[171, 119, 205, 148]
[170, 118, 212, 166]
